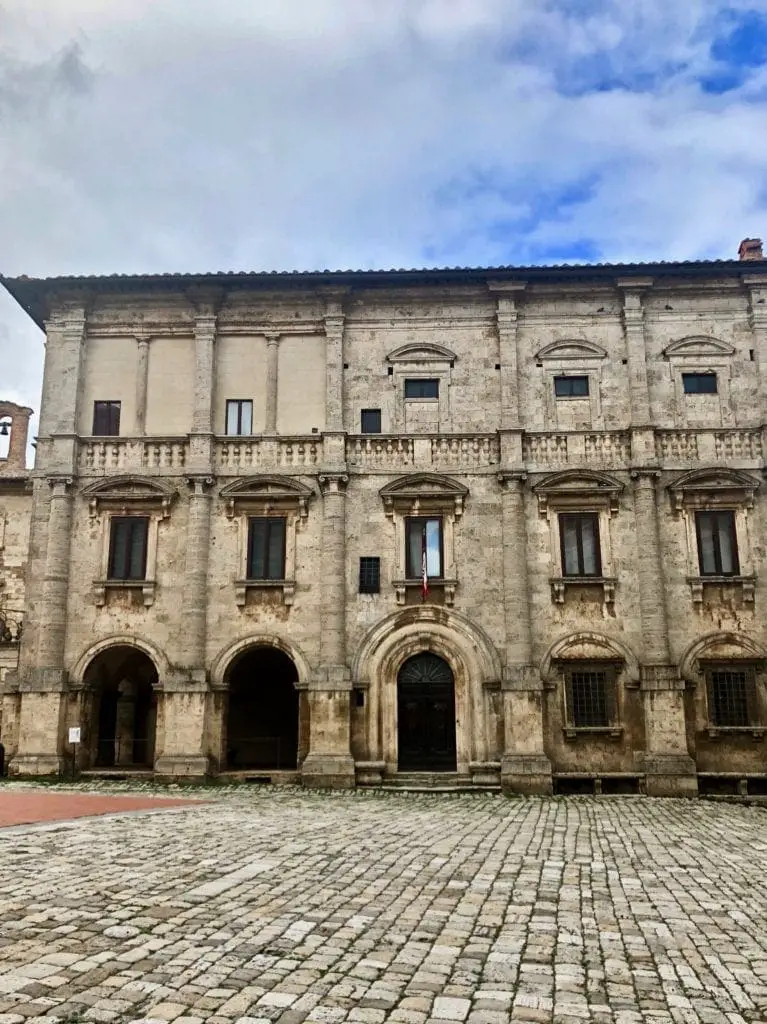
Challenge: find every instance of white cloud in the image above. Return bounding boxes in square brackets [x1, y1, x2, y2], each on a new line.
[1, 0, 766, 422]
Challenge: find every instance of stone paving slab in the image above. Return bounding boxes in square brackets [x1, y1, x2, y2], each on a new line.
[0, 790, 201, 828]
[0, 788, 765, 1023]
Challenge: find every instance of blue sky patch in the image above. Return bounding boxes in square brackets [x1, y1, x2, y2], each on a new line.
[701, 8, 767, 93]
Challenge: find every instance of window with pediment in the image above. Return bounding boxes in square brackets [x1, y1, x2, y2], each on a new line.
[379, 473, 468, 606]
[535, 340, 607, 429]
[669, 468, 758, 604]
[663, 336, 735, 427]
[82, 477, 178, 607]
[220, 476, 314, 607]
[533, 470, 623, 605]
[386, 343, 457, 433]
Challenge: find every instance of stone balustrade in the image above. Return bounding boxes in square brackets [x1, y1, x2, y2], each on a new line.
[76, 427, 766, 478]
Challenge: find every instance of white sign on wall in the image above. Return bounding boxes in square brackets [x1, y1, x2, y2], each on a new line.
[68, 727, 81, 744]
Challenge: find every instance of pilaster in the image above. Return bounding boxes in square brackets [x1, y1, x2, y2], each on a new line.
[188, 291, 221, 470]
[135, 337, 151, 435]
[38, 302, 87, 475]
[264, 331, 281, 433]
[743, 274, 767, 423]
[180, 475, 214, 672]
[617, 278, 653, 428]
[497, 471, 552, 794]
[488, 280, 527, 430]
[322, 290, 348, 433]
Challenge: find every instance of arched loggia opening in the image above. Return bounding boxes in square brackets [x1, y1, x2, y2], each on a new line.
[225, 646, 299, 770]
[397, 652, 457, 771]
[83, 645, 157, 769]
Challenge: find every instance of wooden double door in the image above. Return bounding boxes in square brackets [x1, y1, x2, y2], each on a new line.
[397, 653, 457, 771]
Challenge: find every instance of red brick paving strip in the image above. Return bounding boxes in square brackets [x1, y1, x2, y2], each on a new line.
[0, 791, 201, 828]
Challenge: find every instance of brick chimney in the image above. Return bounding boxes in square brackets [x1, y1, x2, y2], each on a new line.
[738, 238, 763, 261]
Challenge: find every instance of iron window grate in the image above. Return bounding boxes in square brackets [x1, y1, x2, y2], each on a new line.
[359, 557, 380, 594]
[567, 670, 610, 727]
[709, 669, 752, 727]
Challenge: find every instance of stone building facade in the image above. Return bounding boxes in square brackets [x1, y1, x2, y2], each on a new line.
[2, 239, 767, 795]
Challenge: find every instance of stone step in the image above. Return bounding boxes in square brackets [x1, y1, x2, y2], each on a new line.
[374, 772, 500, 793]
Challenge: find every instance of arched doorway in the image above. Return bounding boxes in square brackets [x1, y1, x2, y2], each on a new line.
[397, 652, 457, 771]
[83, 646, 157, 768]
[225, 646, 299, 770]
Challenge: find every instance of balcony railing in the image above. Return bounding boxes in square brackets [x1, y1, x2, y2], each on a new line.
[75, 426, 765, 477]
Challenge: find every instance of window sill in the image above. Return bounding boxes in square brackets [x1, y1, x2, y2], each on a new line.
[394, 578, 457, 606]
[550, 576, 617, 605]
[687, 575, 755, 603]
[93, 579, 156, 608]
[563, 725, 623, 741]
[234, 579, 295, 607]
[706, 725, 765, 740]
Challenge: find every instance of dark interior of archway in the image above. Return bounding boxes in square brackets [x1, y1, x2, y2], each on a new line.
[226, 647, 299, 770]
[84, 647, 157, 768]
[397, 652, 457, 772]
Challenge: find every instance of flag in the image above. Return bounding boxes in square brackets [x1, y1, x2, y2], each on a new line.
[421, 543, 429, 602]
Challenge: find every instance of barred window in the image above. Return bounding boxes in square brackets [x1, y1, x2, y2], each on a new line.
[695, 510, 739, 576]
[247, 517, 286, 580]
[708, 668, 754, 727]
[566, 668, 613, 728]
[108, 517, 149, 581]
[359, 557, 380, 594]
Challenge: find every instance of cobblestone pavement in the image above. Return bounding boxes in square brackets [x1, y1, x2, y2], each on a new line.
[0, 788, 766, 1024]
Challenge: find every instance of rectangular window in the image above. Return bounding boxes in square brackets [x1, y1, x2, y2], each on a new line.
[405, 517, 442, 579]
[559, 513, 602, 577]
[708, 668, 753, 727]
[359, 557, 380, 594]
[93, 401, 121, 436]
[404, 379, 439, 400]
[695, 510, 739, 576]
[226, 399, 253, 435]
[683, 372, 718, 394]
[567, 669, 611, 728]
[554, 375, 589, 398]
[247, 517, 286, 580]
[360, 409, 382, 434]
[108, 517, 149, 581]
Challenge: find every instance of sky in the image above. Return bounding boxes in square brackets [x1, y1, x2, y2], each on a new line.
[2, 0, 767, 435]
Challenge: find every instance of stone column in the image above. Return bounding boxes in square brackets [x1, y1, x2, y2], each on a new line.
[631, 469, 696, 795]
[498, 472, 552, 794]
[10, 476, 74, 775]
[264, 331, 280, 433]
[153, 475, 212, 778]
[188, 293, 220, 468]
[489, 280, 527, 467]
[618, 279, 657, 465]
[744, 274, 767, 424]
[135, 338, 150, 435]
[302, 472, 355, 788]
[323, 292, 347, 433]
[114, 680, 136, 766]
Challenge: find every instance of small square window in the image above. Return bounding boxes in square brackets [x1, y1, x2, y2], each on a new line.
[226, 399, 253, 435]
[404, 379, 439, 400]
[359, 557, 380, 594]
[247, 517, 286, 580]
[708, 668, 754, 727]
[93, 401, 121, 436]
[566, 668, 612, 728]
[682, 372, 718, 394]
[108, 517, 149, 580]
[360, 409, 382, 434]
[554, 376, 589, 398]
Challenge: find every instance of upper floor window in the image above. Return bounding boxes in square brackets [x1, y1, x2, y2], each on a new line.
[359, 556, 381, 594]
[707, 667, 754, 727]
[108, 516, 149, 581]
[226, 399, 253, 436]
[559, 513, 601, 577]
[360, 409, 382, 434]
[696, 510, 739, 576]
[93, 401, 121, 436]
[682, 372, 717, 395]
[405, 517, 442, 579]
[554, 375, 589, 398]
[247, 517, 286, 580]
[404, 379, 439, 400]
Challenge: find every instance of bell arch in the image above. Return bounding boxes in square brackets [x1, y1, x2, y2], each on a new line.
[352, 607, 502, 771]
